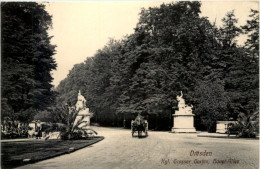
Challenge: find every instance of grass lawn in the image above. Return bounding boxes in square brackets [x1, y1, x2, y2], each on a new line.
[1, 136, 104, 169]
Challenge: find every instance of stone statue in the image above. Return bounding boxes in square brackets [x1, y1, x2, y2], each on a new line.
[74, 90, 92, 129]
[185, 105, 193, 114]
[176, 91, 185, 110]
[175, 91, 193, 115]
[76, 90, 86, 110]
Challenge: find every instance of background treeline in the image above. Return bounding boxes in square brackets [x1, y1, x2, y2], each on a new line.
[55, 2, 259, 132]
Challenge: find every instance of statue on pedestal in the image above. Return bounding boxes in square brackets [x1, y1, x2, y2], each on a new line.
[172, 91, 196, 133]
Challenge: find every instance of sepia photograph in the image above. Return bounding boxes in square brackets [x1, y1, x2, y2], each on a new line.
[1, 1, 259, 169]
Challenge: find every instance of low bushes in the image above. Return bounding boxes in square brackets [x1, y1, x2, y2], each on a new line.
[227, 111, 259, 138]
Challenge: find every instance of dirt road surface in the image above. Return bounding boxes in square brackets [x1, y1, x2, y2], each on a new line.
[17, 127, 259, 169]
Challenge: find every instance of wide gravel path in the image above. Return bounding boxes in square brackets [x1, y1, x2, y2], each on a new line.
[17, 127, 259, 169]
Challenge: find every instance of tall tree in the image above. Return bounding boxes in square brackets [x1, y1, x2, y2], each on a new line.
[220, 10, 259, 120]
[219, 10, 242, 48]
[242, 9, 259, 57]
[1, 2, 57, 123]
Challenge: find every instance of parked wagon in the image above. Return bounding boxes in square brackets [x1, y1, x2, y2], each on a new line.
[131, 114, 148, 137]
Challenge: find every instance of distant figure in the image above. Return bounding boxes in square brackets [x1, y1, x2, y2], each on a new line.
[135, 113, 143, 120]
[135, 113, 144, 125]
[36, 128, 42, 139]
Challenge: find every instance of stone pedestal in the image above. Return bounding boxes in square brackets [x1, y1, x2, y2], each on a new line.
[172, 114, 196, 133]
[216, 121, 236, 133]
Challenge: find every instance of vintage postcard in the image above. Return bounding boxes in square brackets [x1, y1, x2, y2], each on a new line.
[1, 1, 259, 169]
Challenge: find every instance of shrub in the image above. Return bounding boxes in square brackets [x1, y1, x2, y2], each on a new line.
[237, 111, 259, 138]
[50, 105, 97, 140]
[1, 120, 29, 139]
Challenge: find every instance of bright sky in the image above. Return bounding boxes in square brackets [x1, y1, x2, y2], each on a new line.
[45, 1, 259, 87]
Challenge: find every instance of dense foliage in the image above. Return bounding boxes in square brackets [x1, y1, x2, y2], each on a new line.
[55, 2, 258, 132]
[1, 2, 57, 124]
